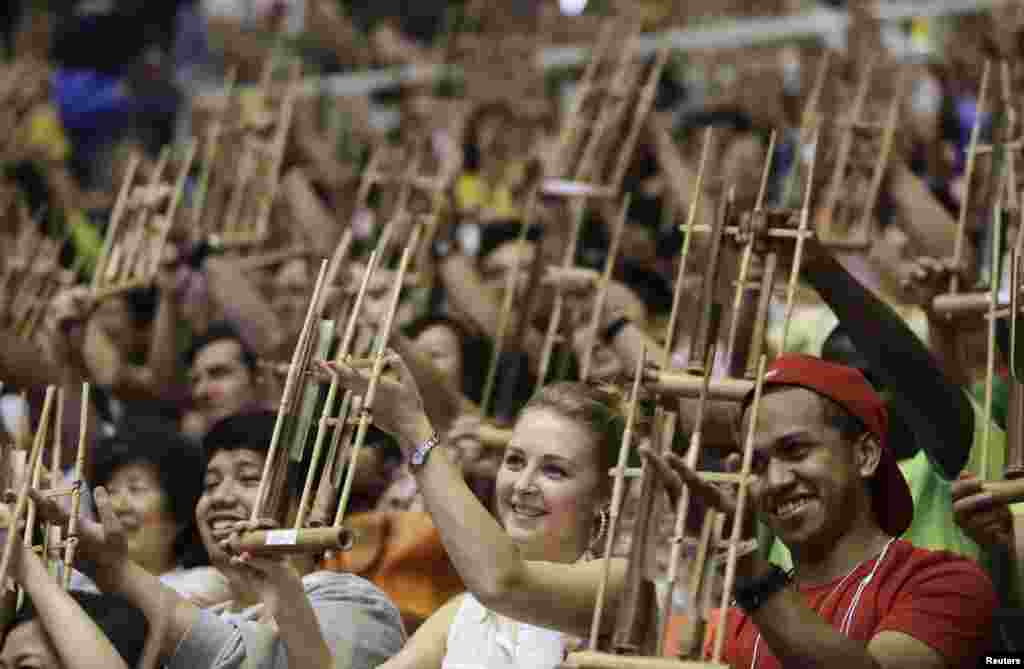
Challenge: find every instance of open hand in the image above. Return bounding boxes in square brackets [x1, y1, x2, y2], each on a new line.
[317, 352, 434, 453]
[28, 486, 129, 574]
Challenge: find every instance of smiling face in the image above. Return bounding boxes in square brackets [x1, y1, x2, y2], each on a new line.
[196, 449, 266, 564]
[105, 462, 179, 575]
[496, 408, 607, 562]
[740, 388, 878, 555]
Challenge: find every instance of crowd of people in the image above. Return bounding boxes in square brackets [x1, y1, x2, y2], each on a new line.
[0, 1, 1022, 668]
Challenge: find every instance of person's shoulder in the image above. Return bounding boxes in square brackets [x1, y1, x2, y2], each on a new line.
[888, 540, 994, 593]
[303, 570, 392, 601]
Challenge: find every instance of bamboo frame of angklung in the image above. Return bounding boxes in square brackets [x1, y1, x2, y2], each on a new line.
[220, 54, 278, 241]
[228, 258, 331, 554]
[292, 228, 389, 532]
[92, 140, 198, 301]
[0, 386, 54, 590]
[650, 127, 820, 398]
[817, 59, 904, 251]
[534, 31, 666, 388]
[932, 61, 1022, 318]
[193, 66, 238, 234]
[577, 194, 631, 383]
[13, 385, 90, 589]
[221, 59, 301, 247]
[238, 226, 423, 554]
[229, 226, 422, 555]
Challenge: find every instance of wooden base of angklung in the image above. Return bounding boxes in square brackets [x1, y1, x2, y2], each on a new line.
[226, 526, 353, 556]
[560, 651, 728, 669]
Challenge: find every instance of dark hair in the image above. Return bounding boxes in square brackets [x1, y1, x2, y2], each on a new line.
[93, 416, 209, 568]
[185, 321, 258, 371]
[520, 382, 626, 482]
[124, 285, 159, 326]
[737, 384, 867, 444]
[202, 410, 308, 501]
[402, 315, 491, 404]
[5, 591, 148, 667]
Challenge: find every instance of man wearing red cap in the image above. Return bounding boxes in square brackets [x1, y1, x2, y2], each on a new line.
[645, 354, 996, 668]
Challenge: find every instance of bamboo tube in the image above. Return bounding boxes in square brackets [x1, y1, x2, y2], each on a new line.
[0, 386, 54, 589]
[193, 67, 237, 230]
[250, 260, 329, 522]
[779, 127, 820, 353]
[725, 131, 777, 368]
[535, 199, 587, 391]
[981, 171, 1007, 480]
[148, 140, 198, 279]
[92, 154, 141, 291]
[333, 225, 422, 528]
[950, 61, 991, 296]
[226, 526, 352, 555]
[688, 188, 731, 372]
[665, 128, 713, 370]
[745, 252, 778, 379]
[608, 48, 669, 191]
[612, 409, 673, 654]
[711, 356, 767, 663]
[553, 22, 614, 178]
[581, 195, 630, 382]
[118, 149, 172, 285]
[1007, 203, 1024, 480]
[23, 420, 46, 548]
[589, 347, 646, 650]
[292, 249, 382, 531]
[644, 370, 752, 401]
[658, 317, 719, 655]
[62, 383, 90, 590]
[45, 389, 64, 566]
[856, 72, 903, 247]
[818, 58, 874, 245]
[565, 650, 727, 669]
[480, 209, 535, 417]
[675, 509, 717, 659]
[255, 60, 302, 241]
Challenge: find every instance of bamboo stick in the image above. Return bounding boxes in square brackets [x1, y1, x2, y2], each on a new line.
[711, 355, 767, 663]
[333, 225, 422, 528]
[950, 61, 991, 296]
[62, 383, 90, 589]
[665, 128, 714, 370]
[589, 347, 646, 650]
[779, 127, 820, 352]
[251, 260, 329, 522]
[581, 195, 630, 382]
[0, 386, 54, 589]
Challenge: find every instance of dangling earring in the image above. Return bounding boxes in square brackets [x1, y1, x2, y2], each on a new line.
[584, 505, 610, 561]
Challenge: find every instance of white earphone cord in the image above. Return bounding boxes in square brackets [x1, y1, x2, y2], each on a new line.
[749, 537, 897, 669]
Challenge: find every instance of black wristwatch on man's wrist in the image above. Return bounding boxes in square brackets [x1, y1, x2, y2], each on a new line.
[732, 564, 793, 613]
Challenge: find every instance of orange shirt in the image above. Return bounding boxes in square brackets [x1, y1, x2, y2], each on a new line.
[321, 511, 464, 631]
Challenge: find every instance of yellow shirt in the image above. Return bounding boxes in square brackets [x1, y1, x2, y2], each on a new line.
[455, 173, 518, 221]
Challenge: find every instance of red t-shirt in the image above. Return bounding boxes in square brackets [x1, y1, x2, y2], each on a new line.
[703, 540, 995, 668]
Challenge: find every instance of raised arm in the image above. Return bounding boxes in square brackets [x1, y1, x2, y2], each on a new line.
[13, 545, 132, 669]
[322, 356, 627, 639]
[801, 243, 974, 478]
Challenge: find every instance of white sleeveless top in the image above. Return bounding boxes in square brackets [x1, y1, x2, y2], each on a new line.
[442, 594, 567, 669]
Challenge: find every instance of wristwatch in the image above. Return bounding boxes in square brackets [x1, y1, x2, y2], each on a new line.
[732, 564, 793, 613]
[409, 432, 442, 471]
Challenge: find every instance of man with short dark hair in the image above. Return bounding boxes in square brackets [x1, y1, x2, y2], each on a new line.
[646, 354, 997, 668]
[35, 409, 406, 669]
[183, 322, 267, 439]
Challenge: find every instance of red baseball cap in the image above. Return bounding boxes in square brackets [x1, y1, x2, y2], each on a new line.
[742, 354, 913, 537]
